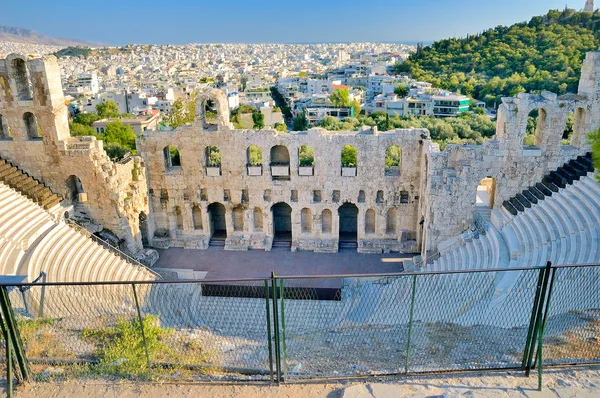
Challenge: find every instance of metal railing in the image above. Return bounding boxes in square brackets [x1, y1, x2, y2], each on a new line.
[0, 262, 598, 394]
[64, 218, 161, 279]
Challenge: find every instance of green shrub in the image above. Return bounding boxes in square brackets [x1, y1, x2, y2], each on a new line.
[299, 145, 314, 166]
[248, 145, 262, 166]
[341, 145, 357, 167]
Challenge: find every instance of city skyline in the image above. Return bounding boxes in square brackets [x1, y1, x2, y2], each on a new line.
[1, 0, 586, 46]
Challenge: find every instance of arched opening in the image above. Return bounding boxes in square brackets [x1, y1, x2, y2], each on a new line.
[253, 207, 263, 231]
[205, 146, 221, 166]
[207, 202, 227, 239]
[192, 205, 203, 230]
[365, 209, 376, 234]
[0, 114, 11, 140]
[385, 145, 402, 176]
[571, 107, 586, 146]
[523, 108, 545, 148]
[298, 145, 315, 166]
[12, 58, 33, 101]
[232, 206, 244, 231]
[301, 208, 312, 233]
[563, 110, 575, 145]
[23, 112, 41, 140]
[163, 145, 181, 169]
[270, 145, 290, 180]
[203, 99, 217, 128]
[174, 206, 184, 230]
[341, 145, 357, 176]
[386, 208, 397, 234]
[271, 202, 292, 242]
[247, 145, 263, 166]
[322, 209, 332, 234]
[376, 190, 384, 204]
[338, 203, 358, 242]
[139, 212, 149, 246]
[476, 177, 495, 209]
[66, 175, 84, 202]
[358, 190, 366, 203]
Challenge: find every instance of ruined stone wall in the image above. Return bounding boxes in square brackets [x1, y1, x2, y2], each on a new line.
[137, 121, 425, 253]
[0, 54, 148, 252]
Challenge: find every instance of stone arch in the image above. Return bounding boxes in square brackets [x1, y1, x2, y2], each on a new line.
[385, 144, 402, 175]
[253, 207, 263, 231]
[23, 112, 41, 140]
[163, 145, 181, 169]
[192, 205, 203, 230]
[0, 114, 11, 140]
[11, 58, 33, 101]
[175, 206, 184, 230]
[298, 145, 315, 166]
[322, 209, 332, 234]
[301, 208, 312, 233]
[270, 145, 290, 165]
[207, 202, 227, 238]
[523, 108, 546, 148]
[271, 202, 292, 240]
[386, 208, 397, 234]
[205, 145, 221, 167]
[476, 177, 496, 209]
[365, 209, 376, 234]
[66, 175, 84, 202]
[232, 206, 244, 231]
[339, 202, 358, 242]
[139, 212, 149, 246]
[247, 144, 263, 166]
[197, 88, 231, 129]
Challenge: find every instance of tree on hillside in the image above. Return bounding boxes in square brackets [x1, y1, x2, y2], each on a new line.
[73, 112, 101, 126]
[100, 121, 136, 150]
[96, 100, 120, 118]
[292, 112, 309, 131]
[70, 122, 95, 137]
[394, 84, 409, 97]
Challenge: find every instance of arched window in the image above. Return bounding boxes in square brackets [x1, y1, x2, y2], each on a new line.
[12, 58, 33, 101]
[341, 145, 357, 176]
[23, 112, 41, 140]
[298, 145, 315, 166]
[301, 208, 312, 233]
[175, 206, 184, 230]
[205, 146, 221, 166]
[253, 207, 263, 231]
[365, 209, 376, 234]
[322, 209, 332, 234]
[358, 190, 366, 203]
[385, 145, 402, 176]
[523, 108, 546, 148]
[376, 190, 384, 204]
[386, 208, 397, 234]
[192, 205, 203, 230]
[163, 145, 181, 169]
[270, 145, 290, 165]
[0, 114, 11, 140]
[233, 206, 244, 231]
[247, 145, 263, 166]
[66, 175, 84, 202]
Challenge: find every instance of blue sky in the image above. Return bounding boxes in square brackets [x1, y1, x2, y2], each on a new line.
[1, 0, 587, 45]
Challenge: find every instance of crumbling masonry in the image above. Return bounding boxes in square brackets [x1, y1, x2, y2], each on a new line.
[0, 52, 597, 261]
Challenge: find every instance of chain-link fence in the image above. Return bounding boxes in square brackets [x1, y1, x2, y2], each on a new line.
[0, 263, 599, 387]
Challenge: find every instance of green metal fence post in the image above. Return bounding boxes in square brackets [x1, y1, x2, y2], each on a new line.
[0, 286, 31, 383]
[526, 262, 551, 377]
[131, 284, 151, 368]
[0, 313, 13, 398]
[271, 272, 282, 384]
[404, 274, 417, 374]
[536, 266, 556, 391]
[279, 278, 287, 380]
[264, 280, 274, 383]
[522, 266, 546, 369]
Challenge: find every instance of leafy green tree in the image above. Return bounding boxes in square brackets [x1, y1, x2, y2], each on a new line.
[96, 100, 120, 118]
[292, 112, 309, 131]
[252, 111, 265, 129]
[73, 113, 101, 126]
[248, 145, 262, 166]
[341, 145, 357, 167]
[351, 99, 362, 116]
[70, 122, 96, 137]
[207, 146, 221, 166]
[385, 145, 402, 167]
[274, 122, 287, 132]
[100, 121, 136, 150]
[103, 142, 130, 160]
[299, 145, 315, 166]
[394, 84, 409, 97]
[330, 88, 351, 107]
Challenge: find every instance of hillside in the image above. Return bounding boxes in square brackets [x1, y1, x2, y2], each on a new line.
[393, 8, 600, 106]
[0, 25, 97, 46]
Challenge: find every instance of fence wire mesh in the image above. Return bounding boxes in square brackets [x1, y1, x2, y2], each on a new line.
[0, 264, 599, 383]
[542, 266, 600, 366]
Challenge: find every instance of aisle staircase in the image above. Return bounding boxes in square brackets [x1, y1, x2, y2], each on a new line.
[0, 157, 62, 210]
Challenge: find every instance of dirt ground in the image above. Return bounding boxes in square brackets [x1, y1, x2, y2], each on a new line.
[6, 366, 600, 397]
